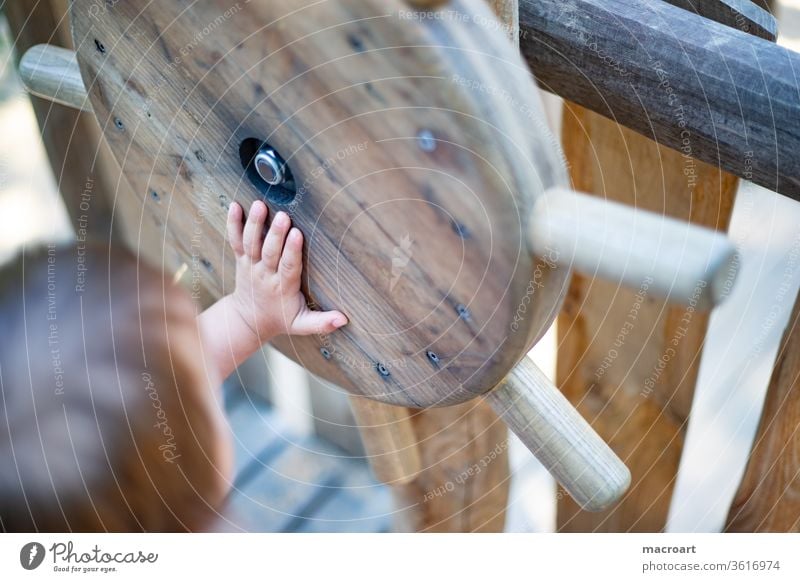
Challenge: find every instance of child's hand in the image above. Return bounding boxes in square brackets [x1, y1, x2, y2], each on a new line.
[198, 201, 347, 380]
[226, 201, 348, 341]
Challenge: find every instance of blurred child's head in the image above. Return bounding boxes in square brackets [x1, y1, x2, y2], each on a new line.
[0, 244, 232, 531]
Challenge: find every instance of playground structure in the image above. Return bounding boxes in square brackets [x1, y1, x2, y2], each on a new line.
[12, 0, 800, 531]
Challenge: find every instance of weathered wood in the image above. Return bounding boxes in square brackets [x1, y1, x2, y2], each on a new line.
[556, 104, 738, 531]
[18, 36, 741, 315]
[307, 374, 364, 456]
[660, 0, 776, 40]
[726, 292, 800, 532]
[488, 0, 519, 42]
[530, 188, 737, 309]
[518, 0, 799, 198]
[71, 0, 570, 410]
[385, 0, 516, 533]
[488, 356, 630, 511]
[5, 0, 118, 242]
[390, 401, 511, 532]
[19, 44, 93, 112]
[349, 396, 421, 485]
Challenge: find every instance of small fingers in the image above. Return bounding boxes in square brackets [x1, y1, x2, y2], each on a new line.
[227, 202, 244, 257]
[262, 211, 291, 271]
[242, 201, 268, 259]
[292, 309, 348, 336]
[278, 228, 303, 289]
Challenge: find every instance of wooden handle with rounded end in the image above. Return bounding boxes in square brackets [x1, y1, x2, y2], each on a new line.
[486, 357, 630, 511]
[19, 44, 92, 112]
[529, 187, 738, 310]
[349, 396, 421, 485]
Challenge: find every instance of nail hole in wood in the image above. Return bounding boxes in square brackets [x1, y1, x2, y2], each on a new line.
[320, 348, 332, 360]
[94, 39, 106, 54]
[426, 350, 440, 364]
[456, 304, 471, 320]
[114, 117, 125, 131]
[376, 363, 390, 377]
[347, 33, 365, 52]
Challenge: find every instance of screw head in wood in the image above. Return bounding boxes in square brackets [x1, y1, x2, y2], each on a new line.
[416, 129, 436, 152]
[254, 147, 287, 186]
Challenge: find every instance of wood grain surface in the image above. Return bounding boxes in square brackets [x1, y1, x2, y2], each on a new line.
[70, 0, 570, 408]
[488, 356, 630, 511]
[385, 0, 516, 532]
[19, 44, 93, 112]
[660, 0, 777, 40]
[390, 401, 510, 532]
[349, 396, 421, 485]
[6, 0, 118, 243]
[518, 0, 800, 198]
[556, 104, 738, 531]
[726, 293, 800, 532]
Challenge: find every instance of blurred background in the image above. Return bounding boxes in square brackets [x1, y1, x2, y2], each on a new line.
[1, 2, 798, 532]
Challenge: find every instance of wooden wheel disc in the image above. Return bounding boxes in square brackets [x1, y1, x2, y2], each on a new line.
[70, 0, 569, 407]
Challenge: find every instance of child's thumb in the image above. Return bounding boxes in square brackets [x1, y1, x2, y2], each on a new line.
[291, 310, 348, 336]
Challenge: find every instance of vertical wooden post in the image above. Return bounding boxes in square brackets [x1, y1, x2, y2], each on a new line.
[390, 402, 510, 532]
[385, 0, 518, 532]
[556, 104, 737, 531]
[6, 0, 117, 241]
[726, 292, 800, 532]
[7, 0, 167, 271]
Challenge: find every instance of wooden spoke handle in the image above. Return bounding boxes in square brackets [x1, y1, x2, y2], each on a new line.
[487, 357, 631, 511]
[18, 44, 92, 112]
[349, 396, 421, 485]
[529, 187, 738, 309]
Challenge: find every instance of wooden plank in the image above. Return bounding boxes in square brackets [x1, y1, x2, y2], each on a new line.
[556, 104, 738, 531]
[308, 374, 365, 457]
[225, 394, 287, 481]
[518, 0, 800, 198]
[295, 459, 393, 533]
[228, 435, 392, 532]
[227, 437, 346, 532]
[726, 292, 800, 532]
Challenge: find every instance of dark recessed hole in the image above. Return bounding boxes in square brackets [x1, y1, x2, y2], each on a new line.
[426, 350, 440, 365]
[150, 190, 160, 202]
[456, 304, 471, 321]
[347, 33, 365, 52]
[94, 39, 106, 53]
[114, 117, 125, 131]
[320, 348, 332, 360]
[200, 258, 213, 272]
[239, 137, 297, 205]
[376, 363, 390, 377]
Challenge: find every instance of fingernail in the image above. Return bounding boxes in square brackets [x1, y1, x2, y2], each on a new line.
[277, 212, 290, 226]
[333, 316, 348, 328]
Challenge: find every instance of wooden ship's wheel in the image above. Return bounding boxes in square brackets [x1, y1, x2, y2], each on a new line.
[16, 0, 800, 531]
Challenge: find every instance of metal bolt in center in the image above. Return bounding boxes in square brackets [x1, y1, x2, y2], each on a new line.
[254, 147, 287, 186]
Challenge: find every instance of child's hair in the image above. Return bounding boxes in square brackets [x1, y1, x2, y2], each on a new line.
[0, 244, 228, 531]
